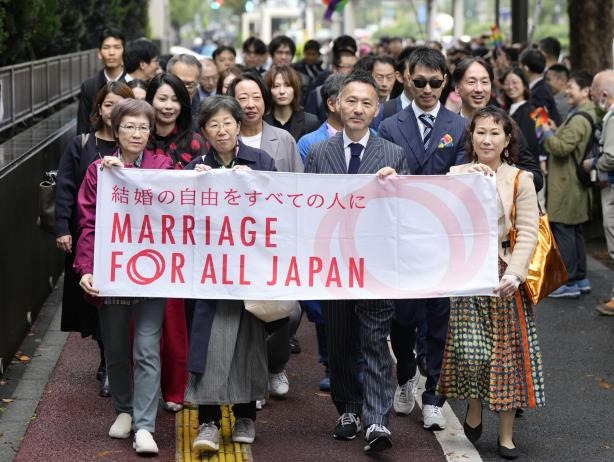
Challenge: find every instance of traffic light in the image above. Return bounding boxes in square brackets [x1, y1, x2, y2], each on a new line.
[210, 0, 223, 9]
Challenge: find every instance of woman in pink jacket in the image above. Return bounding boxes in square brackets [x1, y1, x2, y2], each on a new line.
[74, 98, 173, 456]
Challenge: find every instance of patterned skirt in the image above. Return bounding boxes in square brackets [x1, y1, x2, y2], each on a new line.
[437, 260, 545, 411]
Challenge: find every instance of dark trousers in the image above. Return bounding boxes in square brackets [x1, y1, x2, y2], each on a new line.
[265, 317, 291, 374]
[199, 402, 257, 426]
[323, 299, 394, 428]
[551, 222, 587, 282]
[391, 298, 450, 407]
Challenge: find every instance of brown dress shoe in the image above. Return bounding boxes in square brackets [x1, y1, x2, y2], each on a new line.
[596, 300, 614, 316]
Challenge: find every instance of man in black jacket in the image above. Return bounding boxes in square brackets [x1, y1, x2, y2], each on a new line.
[77, 29, 126, 134]
[520, 48, 562, 125]
[454, 56, 543, 192]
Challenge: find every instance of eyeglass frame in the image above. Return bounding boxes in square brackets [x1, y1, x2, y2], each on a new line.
[119, 124, 151, 134]
[411, 77, 445, 89]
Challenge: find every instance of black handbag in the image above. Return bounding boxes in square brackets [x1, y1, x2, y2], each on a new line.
[37, 170, 57, 235]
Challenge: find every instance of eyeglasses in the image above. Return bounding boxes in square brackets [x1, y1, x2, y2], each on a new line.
[183, 81, 198, 90]
[119, 124, 151, 134]
[412, 78, 444, 89]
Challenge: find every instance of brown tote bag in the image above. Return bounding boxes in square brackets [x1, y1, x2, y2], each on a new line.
[509, 171, 568, 305]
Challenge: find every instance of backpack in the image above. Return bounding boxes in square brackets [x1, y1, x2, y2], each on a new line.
[569, 111, 600, 187]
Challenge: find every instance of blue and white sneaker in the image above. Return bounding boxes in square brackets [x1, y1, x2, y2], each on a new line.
[548, 283, 581, 299]
[576, 278, 592, 294]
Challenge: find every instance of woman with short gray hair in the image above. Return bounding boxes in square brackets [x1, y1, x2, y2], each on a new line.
[184, 94, 276, 454]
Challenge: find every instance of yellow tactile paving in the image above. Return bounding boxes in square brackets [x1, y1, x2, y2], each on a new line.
[176, 405, 253, 462]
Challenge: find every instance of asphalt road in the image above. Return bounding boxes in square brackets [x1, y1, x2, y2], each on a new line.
[2, 254, 613, 461]
[448, 255, 614, 462]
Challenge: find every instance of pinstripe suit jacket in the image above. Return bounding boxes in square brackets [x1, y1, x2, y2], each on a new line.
[304, 131, 409, 175]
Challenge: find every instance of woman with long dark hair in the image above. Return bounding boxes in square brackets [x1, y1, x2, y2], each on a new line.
[145, 72, 207, 413]
[55, 81, 134, 397]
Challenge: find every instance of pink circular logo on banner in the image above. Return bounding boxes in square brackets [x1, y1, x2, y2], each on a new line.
[314, 175, 493, 298]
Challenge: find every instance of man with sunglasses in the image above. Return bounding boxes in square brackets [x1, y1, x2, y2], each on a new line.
[378, 47, 467, 432]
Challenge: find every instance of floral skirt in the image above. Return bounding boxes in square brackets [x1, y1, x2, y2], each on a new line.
[437, 261, 545, 411]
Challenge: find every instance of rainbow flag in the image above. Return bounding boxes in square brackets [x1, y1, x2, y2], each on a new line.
[491, 25, 503, 49]
[530, 106, 551, 140]
[323, 0, 349, 21]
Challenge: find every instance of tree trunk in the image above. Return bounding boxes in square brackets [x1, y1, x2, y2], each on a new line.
[568, 0, 613, 74]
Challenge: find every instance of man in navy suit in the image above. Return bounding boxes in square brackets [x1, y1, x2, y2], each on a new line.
[305, 72, 408, 453]
[378, 47, 468, 431]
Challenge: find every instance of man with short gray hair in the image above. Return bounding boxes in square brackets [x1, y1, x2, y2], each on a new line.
[168, 54, 203, 129]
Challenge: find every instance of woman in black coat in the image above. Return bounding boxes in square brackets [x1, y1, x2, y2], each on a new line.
[263, 64, 320, 142]
[55, 81, 134, 396]
[502, 67, 545, 164]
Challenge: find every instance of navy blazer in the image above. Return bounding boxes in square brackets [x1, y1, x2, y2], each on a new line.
[185, 139, 276, 171]
[305, 131, 409, 175]
[378, 104, 467, 175]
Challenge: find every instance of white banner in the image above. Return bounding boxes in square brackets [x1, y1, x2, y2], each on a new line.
[93, 168, 499, 300]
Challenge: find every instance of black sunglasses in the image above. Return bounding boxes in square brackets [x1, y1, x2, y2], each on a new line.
[412, 78, 444, 89]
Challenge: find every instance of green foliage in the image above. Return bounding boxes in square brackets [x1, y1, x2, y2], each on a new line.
[0, 0, 149, 66]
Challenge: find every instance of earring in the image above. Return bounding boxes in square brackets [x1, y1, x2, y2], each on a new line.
[503, 148, 509, 158]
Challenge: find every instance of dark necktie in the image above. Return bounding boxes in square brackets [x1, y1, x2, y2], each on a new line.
[418, 113, 435, 149]
[348, 143, 362, 174]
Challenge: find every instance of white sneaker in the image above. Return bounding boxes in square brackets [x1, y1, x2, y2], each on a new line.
[268, 371, 289, 397]
[108, 412, 132, 439]
[422, 404, 446, 430]
[256, 399, 266, 410]
[133, 429, 159, 454]
[393, 369, 420, 415]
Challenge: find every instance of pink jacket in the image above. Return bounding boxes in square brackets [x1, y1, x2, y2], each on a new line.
[73, 152, 173, 277]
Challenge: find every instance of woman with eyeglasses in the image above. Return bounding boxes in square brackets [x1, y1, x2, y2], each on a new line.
[75, 98, 173, 455]
[55, 81, 134, 398]
[184, 95, 275, 454]
[263, 64, 319, 142]
[145, 72, 207, 414]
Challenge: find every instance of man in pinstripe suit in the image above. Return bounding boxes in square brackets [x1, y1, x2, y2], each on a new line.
[304, 72, 409, 453]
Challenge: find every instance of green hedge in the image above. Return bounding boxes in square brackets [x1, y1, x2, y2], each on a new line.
[0, 0, 149, 67]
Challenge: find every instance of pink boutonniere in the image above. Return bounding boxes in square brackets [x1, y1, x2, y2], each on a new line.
[437, 134, 454, 149]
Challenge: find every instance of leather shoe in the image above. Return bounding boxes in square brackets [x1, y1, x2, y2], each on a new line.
[463, 402, 482, 443]
[99, 371, 111, 397]
[497, 438, 519, 460]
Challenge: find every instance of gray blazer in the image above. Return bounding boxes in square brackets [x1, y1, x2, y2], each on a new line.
[260, 121, 304, 173]
[304, 131, 409, 175]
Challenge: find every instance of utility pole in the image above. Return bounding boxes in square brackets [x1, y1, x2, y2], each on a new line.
[511, 0, 528, 43]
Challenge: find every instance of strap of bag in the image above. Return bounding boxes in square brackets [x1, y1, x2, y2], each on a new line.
[509, 170, 521, 249]
[510, 169, 544, 252]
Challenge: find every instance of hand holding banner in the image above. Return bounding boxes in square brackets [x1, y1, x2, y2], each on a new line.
[93, 168, 499, 300]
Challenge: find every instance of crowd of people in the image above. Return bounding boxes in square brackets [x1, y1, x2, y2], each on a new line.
[52, 27, 614, 460]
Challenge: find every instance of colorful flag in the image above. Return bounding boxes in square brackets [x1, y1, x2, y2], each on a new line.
[530, 106, 551, 140]
[323, 0, 349, 21]
[491, 25, 503, 49]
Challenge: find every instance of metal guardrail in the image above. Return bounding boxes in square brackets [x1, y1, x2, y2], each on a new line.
[0, 49, 98, 132]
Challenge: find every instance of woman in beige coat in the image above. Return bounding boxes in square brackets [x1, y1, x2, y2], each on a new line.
[438, 107, 543, 460]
